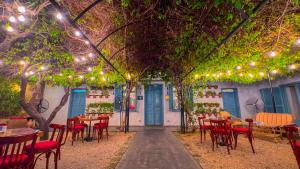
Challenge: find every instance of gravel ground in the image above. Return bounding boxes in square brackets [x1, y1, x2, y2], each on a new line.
[34, 132, 135, 169]
[176, 132, 298, 169]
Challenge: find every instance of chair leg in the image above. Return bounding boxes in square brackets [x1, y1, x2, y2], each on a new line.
[46, 152, 51, 169]
[97, 129, 100, 143]
[204, 130, 206, 141]
[248, 133, 255, 153]
[226, 136, 230, 155]
[54, 151, 58, 169]
[106, 128, 109, 140]
[233, 133, 238, 149]
[200, 129, 203, 143]
[81, 130, 84, 143]
[210, 132, 215, 151]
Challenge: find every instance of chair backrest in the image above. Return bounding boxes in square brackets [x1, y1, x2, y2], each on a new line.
[98, 116, 109, 127]
[0, 133, 37, 167]
[245, 118, 254, 130]
[49, 124, 65, 145]
[284, 124, 298, 147]
[210, 119, 229, 129]
[198, 116, 206, 128]
[66, 118, 81, 129]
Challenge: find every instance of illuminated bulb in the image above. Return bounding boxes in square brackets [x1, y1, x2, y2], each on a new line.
[212, 74, 216, 77]
[68, 75, 72, 79]
[79, 75, 84, 79]
[17, 6, 26, 13]
[239, 73, 243, 77]
[9, 16, 16, 23]
[56, 13, 63, 20]
[102, 77, 107, 81]
[127, 74, 131, 79]
[19, 60, 26, 65]
[87, 67, 92, 72]
[24, 72, 29, 76]
[81, 57, 86, 61]
[84, 40, 90, 45]
[248, 73, 253, 78]
[271, 70, 278, 74]
[18, 15, 25, 22]
[249, 61, 256, 66]
[236, 65, 241, 70]
[90, 77, 95, 81]
[259, 72, 265, 76]
[7, 26, 14, 32]
[219, 72, 223, 76]
[59, 73, 63, 76]
[296, 39, 300, 45]
[269, 51, 276, 58]
[29, 71, 34, 75]
[226, 70, 231, 73]
[41, 66, 45, 70]
[75, 58, 80, 62]
[206, 74, 210, 77]
[100, 71, 104, 75]
[289, 64, 296, 70]
[74, 30, 81, 37]
[88, 53, 94, 58]
[194, 74, 199, 79]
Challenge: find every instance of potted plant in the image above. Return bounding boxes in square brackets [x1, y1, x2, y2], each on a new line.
[207, 85, 212, 89]
[213, 85, 218, 89]
[102, 89, 110, 98]
[197, 91, 204, 98]
[212, 108, 218, 115]
[218, 92, 222, 97]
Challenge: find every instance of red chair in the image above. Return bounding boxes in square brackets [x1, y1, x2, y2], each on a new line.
[65, 118, 85, 145]
[198, 116, 211, 143]
[92, 116, 109, 142]
[284, 124, 300, 167]
[210, 119, 233, 154]
[26, 124, 65, 169]
[0, 133, 37, 169]
[232, 118, 255, 153]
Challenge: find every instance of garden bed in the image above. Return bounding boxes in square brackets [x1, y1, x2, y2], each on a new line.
[35, 132, 135, 169]
[176, 132, 297, 169]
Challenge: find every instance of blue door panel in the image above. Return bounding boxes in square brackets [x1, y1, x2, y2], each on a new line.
[69, 89, 86, 118]
[145, 85, 163, 125]
[222, 88, 241, 118]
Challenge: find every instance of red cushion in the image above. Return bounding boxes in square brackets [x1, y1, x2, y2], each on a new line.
[213, 128, 231, 134]
[295, 141, 300, 148]
[0, 154, 28, 165]
[200, 125, 211, 130]
[68, 125, 85, 130]
[232, 127, 249, 133]
[26, 141, 59, 153]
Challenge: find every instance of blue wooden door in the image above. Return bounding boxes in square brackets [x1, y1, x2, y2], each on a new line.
[222, 88, 241, 118]
[68, 89, 87, 118]
[145, 85, 163, 125]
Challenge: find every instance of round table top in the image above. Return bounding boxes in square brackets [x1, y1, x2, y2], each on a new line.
[0, 128, 42, 138]
[78, 117, 99, 122]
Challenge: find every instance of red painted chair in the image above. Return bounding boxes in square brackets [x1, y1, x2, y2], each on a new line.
[210, 119, 233, 154]
[92, 116, 109, 142]
[26, 124, 65, 169]
[284, 124, 300, 167]
[0, 133, 37, 169]
[232, 118, 255, 153]
[65, 118, 85, 145]
[198, 116, 211, 143]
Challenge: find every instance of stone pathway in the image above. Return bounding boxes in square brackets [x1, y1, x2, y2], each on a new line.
[116, 128, 202, 169]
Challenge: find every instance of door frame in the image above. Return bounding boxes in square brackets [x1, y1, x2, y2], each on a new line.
[221, 88, 241, 118]
[144, 84, 164, 126]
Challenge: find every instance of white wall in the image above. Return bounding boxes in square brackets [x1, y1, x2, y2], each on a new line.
[42, 86, 70, 125]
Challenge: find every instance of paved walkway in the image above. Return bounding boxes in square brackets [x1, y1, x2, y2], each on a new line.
[116, 128, 202, 169]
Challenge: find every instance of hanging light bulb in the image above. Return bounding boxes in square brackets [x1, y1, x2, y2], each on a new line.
[88, 53, 94, 58]
[79, 75, 84, 79]
[90, 77, 95, 81]
[29, 71, 34, 75]
[206, 74, 210, 77]
[102, 77, 107, 81]
[8, 16, 16, 23]
[81, 57, 86, 61]
[68, 75, 72, 79]
[194, 74, 199, 79]
[236, 65, 241, 70]
[212, 73, 216, 77]
[87, 67, 92, 72]
[17, 6, 26, 13]
[296, 39, 300, 45]
[18, 15, 25, 22]
[19, 60, 26, 65]
[248, 73, 253, 78]
[7, 26, 14, 32]
[271, 70, 278, 74]
[74, 58, 80, 62]
[100, 71, 104, 75]
[268, 51, 277, 58]
[239, 73, 243, 77]
[74, 30, 81, 37]
[127, 74, 131, 80]
[289, 64, 296, 70]
[41, 66, 46, 70]
[84, 40, 90, 45]
[59, 73, 63, 76]
[24, 72, 29, 77]
[259, 72, 265, 76]
[249, 61, 256, 67]
[56, 13, 63, 20]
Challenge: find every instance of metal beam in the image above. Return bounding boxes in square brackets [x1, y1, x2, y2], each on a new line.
[181, 0, 268, 81]
[49, 0, 126, 80]
[73, 0, 103, 23]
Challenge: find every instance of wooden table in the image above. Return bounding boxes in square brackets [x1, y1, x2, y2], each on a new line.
[0, 128, 39, 138]
[78, 117, 98, 142]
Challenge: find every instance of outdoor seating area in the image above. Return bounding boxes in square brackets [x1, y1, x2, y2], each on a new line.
[1, 0, 300, 169]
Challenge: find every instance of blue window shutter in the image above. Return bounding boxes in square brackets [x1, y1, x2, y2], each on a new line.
[168, 84, 180, 112]
[260, 88, 274, 112]
[114, 85, 123, 112]
[260, 87, 289, 113]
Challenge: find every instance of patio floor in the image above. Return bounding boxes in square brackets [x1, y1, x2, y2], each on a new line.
[116, 127, 201, 169]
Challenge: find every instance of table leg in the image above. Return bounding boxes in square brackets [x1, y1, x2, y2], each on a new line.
[84, 121, 93, 142]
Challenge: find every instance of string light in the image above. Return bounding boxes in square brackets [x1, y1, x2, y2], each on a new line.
[236, 65, 241, 70]
[74, 30, 81, 37]
[18, 15, 25, 22]
[206, 74, 210, 77]
[249, 61, 256, 67]
[127, 74, 131, 80]
[8, 16, 16, 23]
[84, 40, 90, 45]
[81, 57, 86, 61]
[100, 71, 104, 75]
[41, 66, 46, 70]
[219, 72, 223, 76]
[194, 74, 199, 79]
[59, 73, 63, 76]
[296, 39, 300, 45]
[87, 67, 92, 72]
[271, 70, 278, 74]
[75, 58, 80, 62]
[268, 51, 277, 58]
[289, 64, 296, 70]
[17, 6, 26, 13]
[29, 71, 34, 75]
[24, 72, 29, 77]
[239, 73, 243, 77]
[102, 77, 107, 81]
[212, 73, 216, 77]
[79, 75, 84, 79]
[68, 75, 72, 79]
[88, 53, 94, 58]
[7, 26, 14, 32]
[56, 13, 63, 20]
[90, 77, 95, 81]
[259, 72, 265, 76]
[248, 73, 253, 78]
[19, 60, 26, 65]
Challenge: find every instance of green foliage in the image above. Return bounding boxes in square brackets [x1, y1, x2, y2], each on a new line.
[0, 77, 22, 117]
[87, 102, 114, 113]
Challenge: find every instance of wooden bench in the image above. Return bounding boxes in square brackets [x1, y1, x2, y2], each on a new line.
[255, 112, 294, 138]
